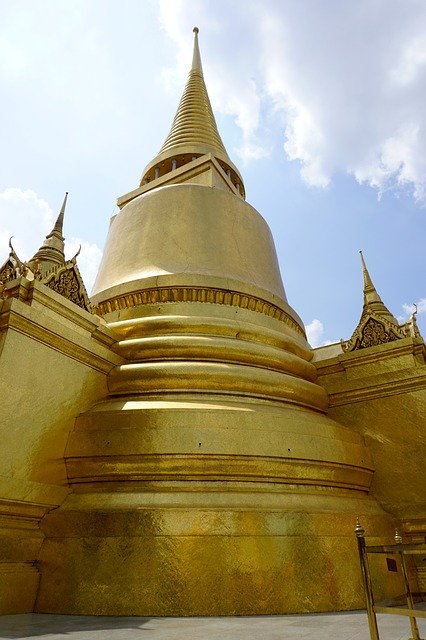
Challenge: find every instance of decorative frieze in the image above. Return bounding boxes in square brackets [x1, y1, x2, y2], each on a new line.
[43, 262, 91, 312]
[93, 286, 305, 336]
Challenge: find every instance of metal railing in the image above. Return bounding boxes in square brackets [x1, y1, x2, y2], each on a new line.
[355, 520, 426, 640]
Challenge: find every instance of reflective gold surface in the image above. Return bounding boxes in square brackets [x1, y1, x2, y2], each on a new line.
[35, 29, 403, 616]
[91, 185, 287, 305]
[36, 508, 400, 616]
[0, 279, 122, 614]
[37, 261, 397, 614]
[316, 337, 426, 520]
[1, 28, 423, 617]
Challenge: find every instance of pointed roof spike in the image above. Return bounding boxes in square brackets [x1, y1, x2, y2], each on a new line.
[359, 250, 381, 304]
[30, 193, 68, 270]
[358, 250, 398, 324]
[52, 191, 68, 238]
[138, 28, 245, 197]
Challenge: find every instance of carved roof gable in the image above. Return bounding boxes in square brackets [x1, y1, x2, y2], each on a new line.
[343, 313, 405, 352]
[41, 260, 91, 312]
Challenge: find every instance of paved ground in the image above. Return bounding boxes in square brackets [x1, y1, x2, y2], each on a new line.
[0, 611, 425, 640]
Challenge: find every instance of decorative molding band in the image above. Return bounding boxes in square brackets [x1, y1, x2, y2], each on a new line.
[94, 286, 305, 337]
[0, 498, 52, 523]
[2, 308, 119, 374]
[327, 372, 426, 407]
[66, 453, 373, 493]
[0, 562, 39, 575]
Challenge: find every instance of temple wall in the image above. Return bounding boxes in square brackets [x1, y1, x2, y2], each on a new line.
[0, 278, 122, 613]
[315, 336, 426, 589]
[315, 336, 426, 524]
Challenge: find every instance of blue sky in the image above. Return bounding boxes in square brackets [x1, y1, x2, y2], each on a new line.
[1, 0, 426, 345]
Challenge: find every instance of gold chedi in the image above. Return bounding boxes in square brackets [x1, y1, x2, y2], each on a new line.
[34, 29, 398, 615]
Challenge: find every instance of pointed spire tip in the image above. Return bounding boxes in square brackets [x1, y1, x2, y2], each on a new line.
[191, 26, 202, 73]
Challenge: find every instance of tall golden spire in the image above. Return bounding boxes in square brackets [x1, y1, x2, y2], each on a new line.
[158, 27, 227, 158]
[31, 192, 68, 269]
[139, 28, 244, 195]
[359, 250, 398, 323]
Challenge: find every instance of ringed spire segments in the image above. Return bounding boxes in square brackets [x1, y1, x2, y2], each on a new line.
[138, 28, 245, 197]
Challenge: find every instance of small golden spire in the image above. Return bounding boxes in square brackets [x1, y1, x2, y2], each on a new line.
[358, 251, 399, 324]
[52, 191, 68, 238]
[30, 192, 68, 270]
[359, 250, 382, 306]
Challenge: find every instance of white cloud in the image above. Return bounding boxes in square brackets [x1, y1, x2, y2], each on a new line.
[391, 35, 426, 87]
[157, 0, 268, 162]
[157, 0, 426, 201]
[258, 1, 426, 199]
[0, 188, 101, 292]
[305, 318, 324, 348]
[0, 188, 53, 257]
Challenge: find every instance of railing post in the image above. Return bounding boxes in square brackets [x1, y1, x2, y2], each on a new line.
[395, 529, 421, 640]
[355, 519, 380, 640]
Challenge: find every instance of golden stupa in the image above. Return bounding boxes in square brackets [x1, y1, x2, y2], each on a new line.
[0, 29, 424, 616]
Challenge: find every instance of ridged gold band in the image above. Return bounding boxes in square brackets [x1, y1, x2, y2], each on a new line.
[107, 361, 328, 411]
[94, 286, 305, 336]
[66, 453, 373, 493]
[115, 335, 317, 381]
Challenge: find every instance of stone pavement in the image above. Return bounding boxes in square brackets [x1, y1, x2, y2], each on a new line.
[0, 611, 425, 640]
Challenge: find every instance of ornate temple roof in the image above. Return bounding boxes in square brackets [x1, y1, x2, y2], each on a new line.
[0, 193, 91, 311]
[343, 251, 419, 351]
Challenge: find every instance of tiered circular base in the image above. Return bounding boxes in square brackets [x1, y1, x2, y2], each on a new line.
[35, 302, 400, 615]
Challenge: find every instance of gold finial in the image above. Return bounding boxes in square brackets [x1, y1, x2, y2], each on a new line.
[355, 518, 365, 538]
[191, 25, 202, 73]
